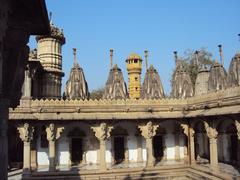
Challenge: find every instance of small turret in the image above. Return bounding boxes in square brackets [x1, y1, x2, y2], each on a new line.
[194, 65, 210, 96]
[126, 53, 142, 99]
[64, 48, 89, 100]
[208, 60, 228, 91]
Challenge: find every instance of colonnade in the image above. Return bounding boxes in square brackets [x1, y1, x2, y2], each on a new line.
[16, 119, 240, 175]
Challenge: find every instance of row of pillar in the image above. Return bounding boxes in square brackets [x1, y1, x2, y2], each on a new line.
[17, 120, 240, 174]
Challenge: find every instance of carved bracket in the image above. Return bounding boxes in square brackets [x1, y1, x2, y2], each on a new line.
[17, 123, 34, 142]
[204, 120, 218, 139]
[46, 123, 64, 141]
[138, 121, 159, 139]
[180, 123, 189, 137]
[91, 122, 113, 141]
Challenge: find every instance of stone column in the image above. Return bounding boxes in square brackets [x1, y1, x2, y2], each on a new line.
[92, 123, 113, 171]
[175, 133, 180, 161]
[181, 123, 189, 163]
[189, 127, 196, 165]
[235, 120, 240, 167]
[137, 136, 143, 162]
[204, 121, 218, 170]
[23, 66, 32, 98]
[138, 121, 159, 167]
[18, 123, 34, 174]
[46, 123, 64, 171]
[0, 99, 9, 180]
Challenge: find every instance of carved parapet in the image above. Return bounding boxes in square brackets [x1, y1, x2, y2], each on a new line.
[204, 121, 218, 139]
[17, 123, 34, 142]
[46, 123, 64, 141]
[235, 120, 240, 140]
[91, 123, 113, 141]
[138, 121, 159, 139]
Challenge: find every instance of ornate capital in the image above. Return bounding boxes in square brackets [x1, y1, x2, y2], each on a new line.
[204, 121, 218, 139]
[17, 123, 34, 142]
[180, 123, 189, 136]
[235, 120, 240, 140]
[46, 123, 64, 141]
[138, 121, 159, 139]
[91, 123, 113, 141]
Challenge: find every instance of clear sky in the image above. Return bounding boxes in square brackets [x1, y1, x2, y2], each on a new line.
[29, 0, 240, 95]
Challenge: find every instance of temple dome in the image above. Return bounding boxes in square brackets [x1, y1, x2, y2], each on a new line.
[208, 60, 228, 91]
[228, 53, 240, 87]
[141, 65, 165, 99]
[64, 61, 89, 100]
[171, 62, 194, 98]
[103, 64, 128, 99]
[126, 53, 142, 60]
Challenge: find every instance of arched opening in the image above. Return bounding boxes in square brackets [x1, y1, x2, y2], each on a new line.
[67, 127, 86, 165]
[194, 121, 209, 163]
[217, 121, 238, 165]
[8, 123, 23, 169]
[153, 126, 165, 163]
[111, 126, 128, 164]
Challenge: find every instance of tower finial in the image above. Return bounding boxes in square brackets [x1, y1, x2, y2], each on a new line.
[218, 44, 224, 66]
[238, 34, 240, 42]
[174, 51, 178, 66]
[110, 49, 113, 69]
[49, 12, 53, 24]
[73, 48, 77, 65]
[144, 50, 148, 71]
[194, 50, 199, 66]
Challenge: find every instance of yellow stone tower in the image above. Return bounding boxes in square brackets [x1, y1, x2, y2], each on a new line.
[126, 53, 142, 99]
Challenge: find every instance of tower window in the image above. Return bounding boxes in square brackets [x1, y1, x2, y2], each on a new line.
[134, 59, 138, 63]
[135, 87, 138, 90]
[135, 77, 138, 81]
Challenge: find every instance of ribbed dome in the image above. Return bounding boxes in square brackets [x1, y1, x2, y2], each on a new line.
[103, 64, 128, 99]
[208, 61, 228, 91]
[141, 65, 165, 99]
[64, 62, 89, 100]
[171, 63, 194, 98]
[228, 53, 240, 87]
[127, 53, 142, 60]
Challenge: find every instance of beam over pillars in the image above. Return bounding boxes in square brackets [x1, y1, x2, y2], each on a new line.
[204, 121, 218, 171]
[18, 123, 34, 174]
[92, 123, 113, 171]
[46, 123, 64, 171]
[138, 121, 159, 167]
[235, 120, 240, 167]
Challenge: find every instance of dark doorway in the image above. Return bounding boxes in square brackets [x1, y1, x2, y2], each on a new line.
[114, 137, 125, 164]
[71, 138, 83, 164]
[230, 134, 238, 163]
[153, 135, 163, 162]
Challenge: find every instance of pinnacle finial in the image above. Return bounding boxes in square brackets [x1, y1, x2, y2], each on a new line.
[238, 34, 240, 41]
[49, 12, 53, 24]
[174, 51, 178, 66]
[73, 48, 77, 65]
[218, 44, 224, 66]
[144, 50, 148, 71]
[194, 50, 199, 66]
[110, 49, 113, 69]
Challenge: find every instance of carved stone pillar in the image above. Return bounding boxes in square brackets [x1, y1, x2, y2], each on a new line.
[22, 66, 32, 98]
[18, 123, 34, 173]
[204, 121, 218, 170]
[181, 123, 189, 163]
[138, 121, 159, 167]
[189, 127, 196, 165]
[137, 136, 143, 162]
[235, 120, 240, 167]
[0, 99, 9, 180]
[92, 123, 113, 171]
[46, 123, 64, 171]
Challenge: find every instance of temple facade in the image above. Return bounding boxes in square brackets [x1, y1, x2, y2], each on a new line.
[8, 21, 240, 180]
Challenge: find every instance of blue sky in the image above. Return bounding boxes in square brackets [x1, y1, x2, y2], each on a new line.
[29, 0, 240, 94]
